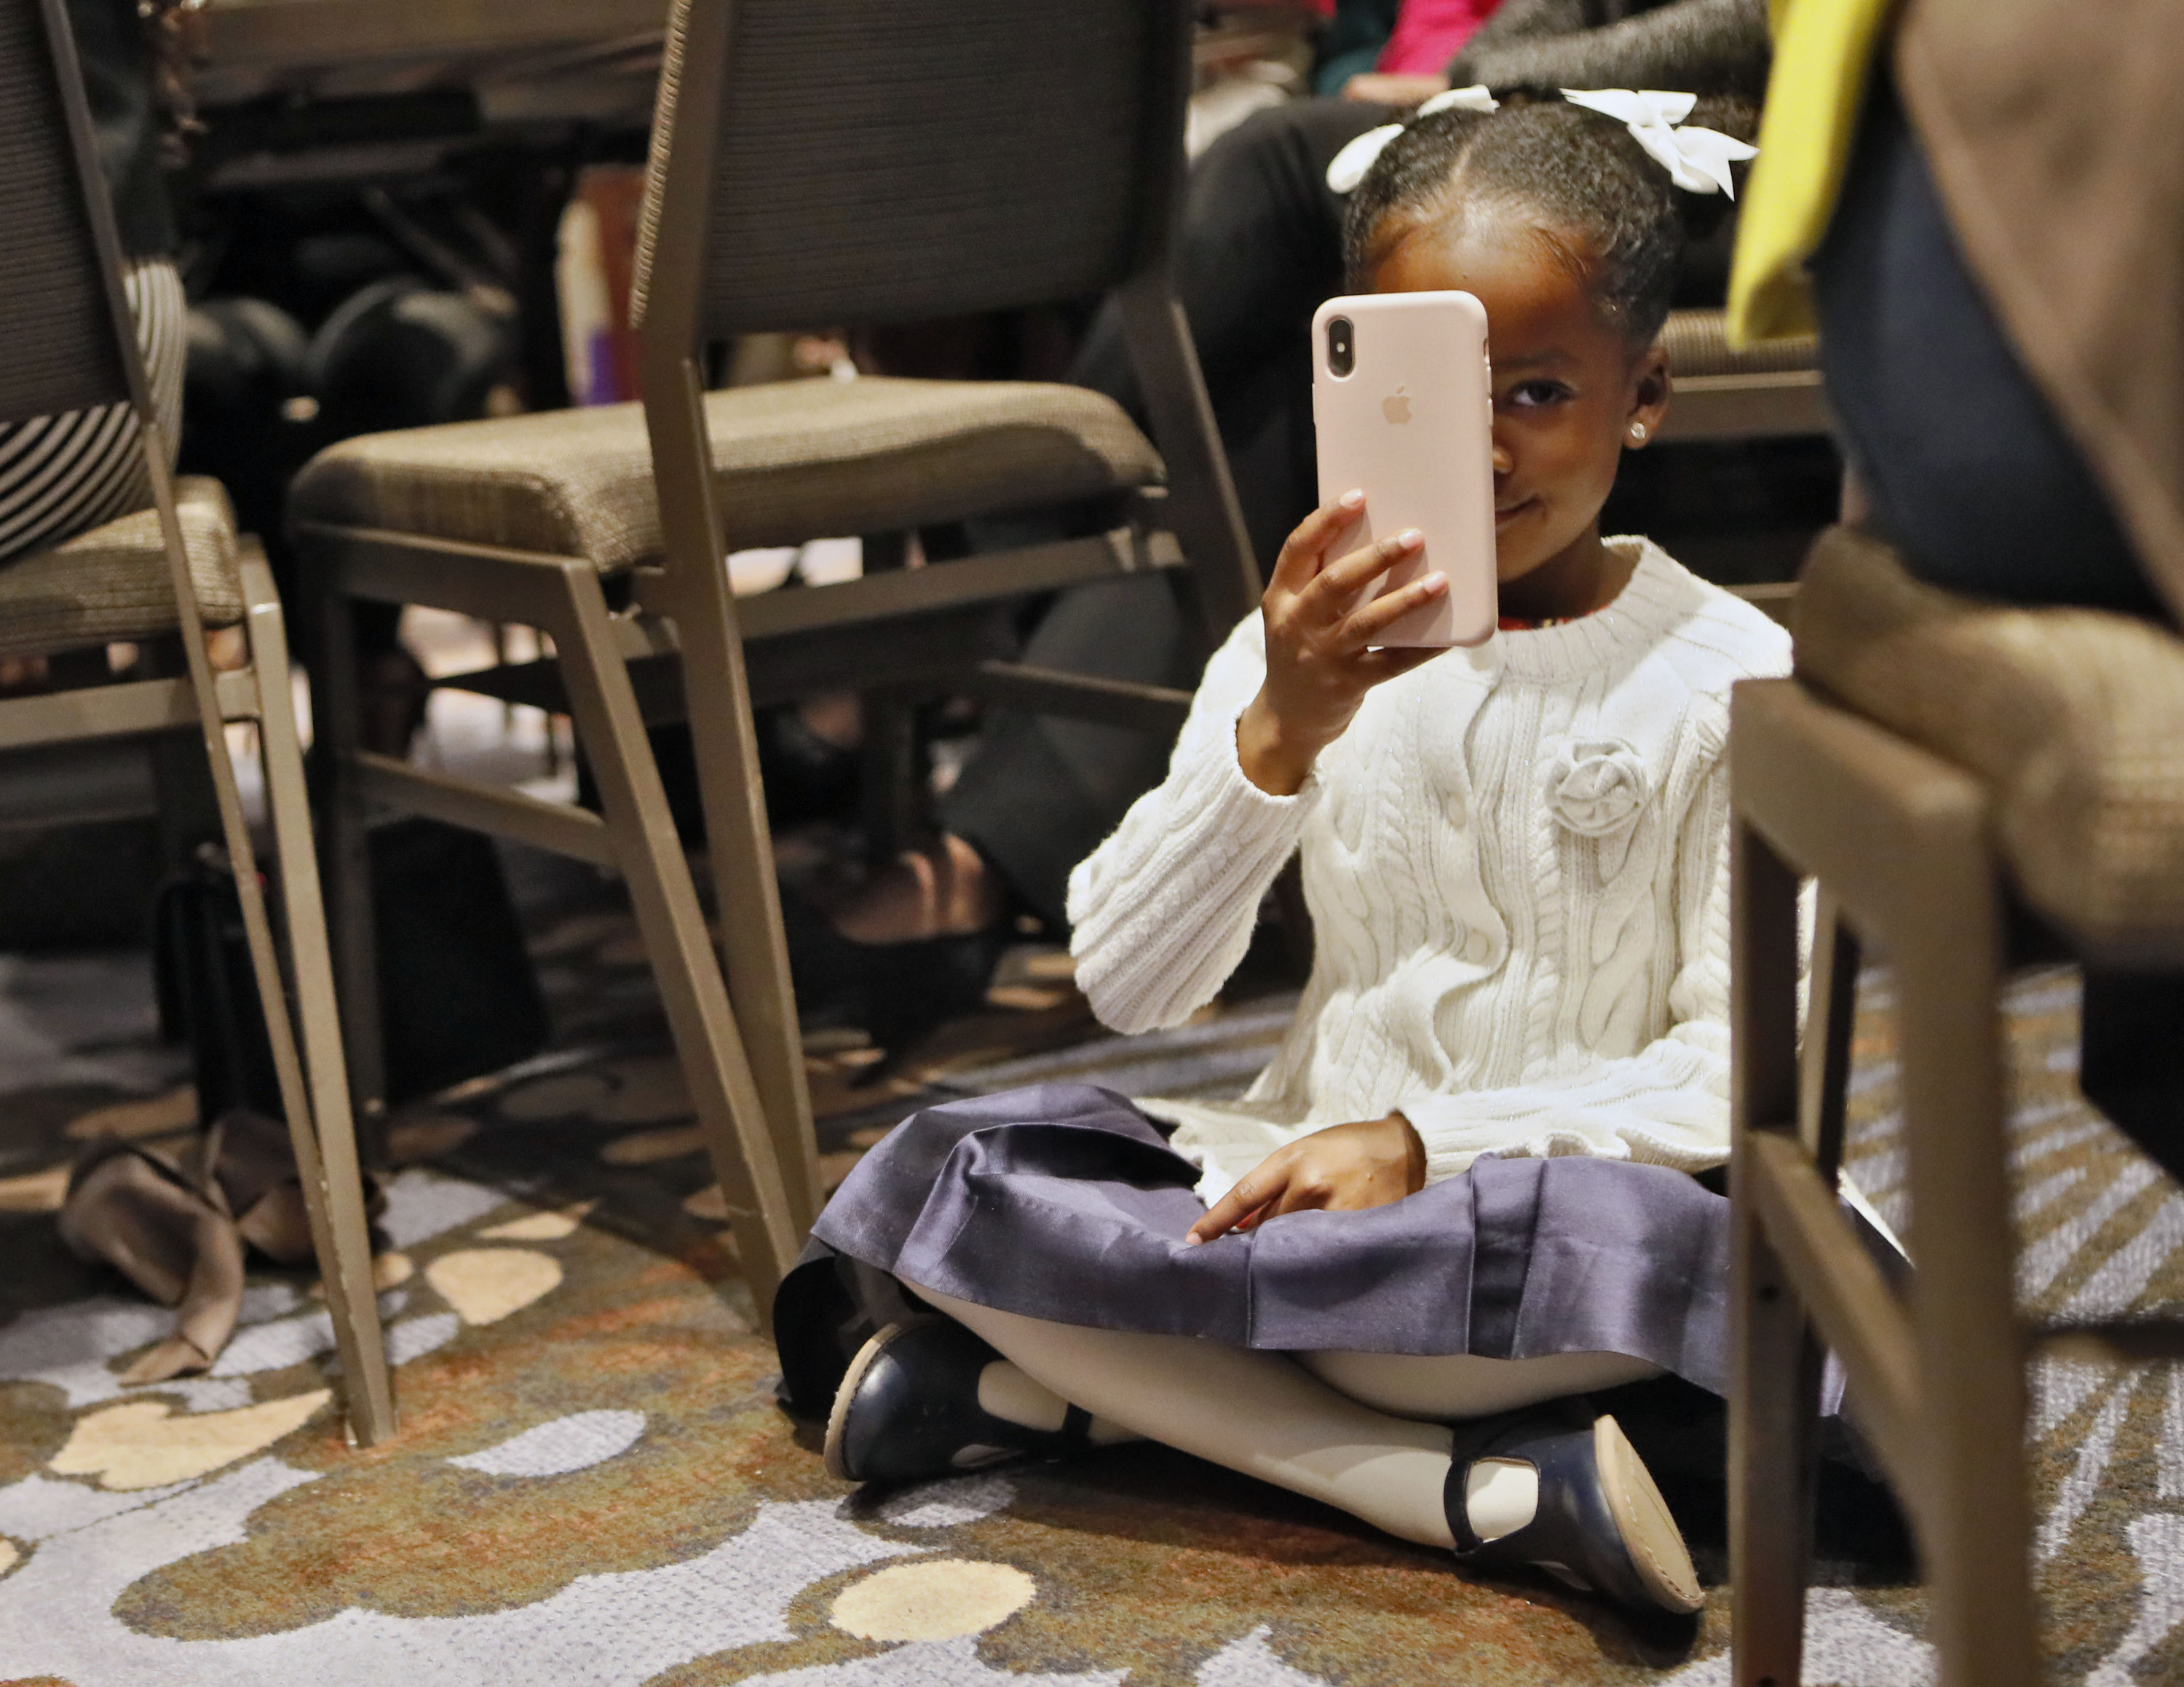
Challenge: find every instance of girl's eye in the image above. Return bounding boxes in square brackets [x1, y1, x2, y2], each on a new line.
[1502, 380, 1573, 411]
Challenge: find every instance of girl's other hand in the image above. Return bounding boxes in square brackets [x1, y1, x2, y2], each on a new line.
[1238, 493, 1449, 796]
[1186, 1113, 1427, 1244]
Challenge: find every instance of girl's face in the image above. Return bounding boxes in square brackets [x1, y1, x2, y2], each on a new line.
[1371, 208, 1669, 614]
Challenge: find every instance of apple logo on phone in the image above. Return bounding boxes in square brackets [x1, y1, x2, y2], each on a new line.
[1382, 386, 1412, 425]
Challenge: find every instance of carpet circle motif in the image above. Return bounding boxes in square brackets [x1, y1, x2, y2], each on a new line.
[828, 1559, 1038, 1642]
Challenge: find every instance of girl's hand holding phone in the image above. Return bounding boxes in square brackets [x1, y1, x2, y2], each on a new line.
[1186, 1111, 1427, 1244]
[1237, 491, 1449, 797]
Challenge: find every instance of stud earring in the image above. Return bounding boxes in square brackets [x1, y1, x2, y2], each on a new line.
[1628, 422, 1649, 443]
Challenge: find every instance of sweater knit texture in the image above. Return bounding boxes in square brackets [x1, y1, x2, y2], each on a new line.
[1066, 539, 1792, 1204]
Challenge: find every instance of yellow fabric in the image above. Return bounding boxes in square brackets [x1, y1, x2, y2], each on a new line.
[1726, 0, 1899, 346]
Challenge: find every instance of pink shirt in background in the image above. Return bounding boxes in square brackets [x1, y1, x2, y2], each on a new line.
[1376, 0, 1501, 75]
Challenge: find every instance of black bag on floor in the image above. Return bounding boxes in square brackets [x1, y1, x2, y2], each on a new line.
[154, 818, 550, 1120]
[368, 816, 550, 1105]
[153, 847, 282, 1125]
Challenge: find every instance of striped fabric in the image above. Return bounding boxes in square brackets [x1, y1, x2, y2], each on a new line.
[0, 258, 183, 566]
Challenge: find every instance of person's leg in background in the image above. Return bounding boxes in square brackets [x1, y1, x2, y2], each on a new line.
[935, 572, 1200, 936]
[0, 257, 186, 707]
[816, 100, 1392, 953]
[1075, 97, 1393, 571]
[1812, 76, 2184, 1153]
[1809, 80, 2158, 617]
[823, 92, 1393, 927]
[808, 570, 1200, 949]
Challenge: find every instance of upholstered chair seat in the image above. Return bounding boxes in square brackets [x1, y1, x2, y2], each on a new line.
[1792, 524, 2184, 963]
[290, 378, 1165, 570]
[0, 477, 241, 658]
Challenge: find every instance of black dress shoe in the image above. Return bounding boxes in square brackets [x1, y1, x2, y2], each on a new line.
[778, 886, 1007, 1076]
[1444, 1408, 1704, 1617]
[825, 1316, 1096, 1486]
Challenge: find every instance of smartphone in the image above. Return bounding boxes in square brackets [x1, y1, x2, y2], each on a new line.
[1310, 291, 1497, 647]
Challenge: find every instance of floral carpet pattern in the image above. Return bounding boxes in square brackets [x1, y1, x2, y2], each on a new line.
[2, 883, 2182, 1685]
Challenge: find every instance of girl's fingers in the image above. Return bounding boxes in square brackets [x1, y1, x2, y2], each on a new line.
[1188, 1165, 1291, 1243]
[1299, 528, 1425, 619]
[1357, 644, 1448, 682]
[1269, 493, 1368, 596]
[1340, 570, 1448, 649]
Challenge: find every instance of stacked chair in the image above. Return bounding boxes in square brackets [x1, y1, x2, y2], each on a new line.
[288, 0, 1255, 1321]
[1653, 308, 1828, 628]
[0, 0, 391, 1441]
[1729, 525, 2184, 1686]
[1654, 308, 1828, 444]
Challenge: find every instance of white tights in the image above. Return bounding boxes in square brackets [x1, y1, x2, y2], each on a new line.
[911, 1284, 1661, 1550]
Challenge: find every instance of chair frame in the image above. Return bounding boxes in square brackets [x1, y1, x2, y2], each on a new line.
[300, 0, 1257, 1324]
[1728, 674, 2184, 1686]
[2, 0, 390, 1444]
[1650, 308, 1832, 444]
[1655, 369, 1832, 443]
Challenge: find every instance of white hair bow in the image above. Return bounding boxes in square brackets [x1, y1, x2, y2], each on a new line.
[1324, 85, 1500, 194]
[1559, 88, 1757, 197]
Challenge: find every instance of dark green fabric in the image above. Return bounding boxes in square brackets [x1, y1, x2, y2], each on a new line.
[1312, 0, 1401, 95]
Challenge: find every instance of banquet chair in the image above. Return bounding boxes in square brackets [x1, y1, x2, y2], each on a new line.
[289, 0, 1252, 1323]
[1728, 526, 2184, 1687]
[0, 0, 391, 1442]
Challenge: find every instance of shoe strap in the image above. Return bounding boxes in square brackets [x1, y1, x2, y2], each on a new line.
[1444, 1457, 1485, 1554]
[1443, 1414, 1525, 1556]
[1442, 1407, 1582, 1558]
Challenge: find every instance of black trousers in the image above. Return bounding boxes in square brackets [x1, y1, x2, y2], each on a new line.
[1812, 82, 2184, 1155]
[1072, 98, 1392, 571]
[938, 93, 1775, 928]
[1811, 83, 2157, 616]
[941, 100, 1391, 926]
[939, 571, 1202, 932]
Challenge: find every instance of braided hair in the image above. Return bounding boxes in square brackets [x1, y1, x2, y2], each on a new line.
[1342, 94, 1757, 351]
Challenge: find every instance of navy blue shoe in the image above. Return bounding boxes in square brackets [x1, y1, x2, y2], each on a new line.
[825, 1316, 1096, 1486]
[1445, 1409, 1703, 1616]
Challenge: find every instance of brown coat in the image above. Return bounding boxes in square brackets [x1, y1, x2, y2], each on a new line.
[1896, 0, 2184, 618]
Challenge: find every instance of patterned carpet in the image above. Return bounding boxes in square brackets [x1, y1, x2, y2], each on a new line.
[3, 861, 2183, 1686]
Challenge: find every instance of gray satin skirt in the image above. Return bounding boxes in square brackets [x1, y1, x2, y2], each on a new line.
[773, 1082, 1735, 1419]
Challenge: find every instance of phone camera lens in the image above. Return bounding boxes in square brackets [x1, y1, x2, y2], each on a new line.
[1327, 316, 1354, 378]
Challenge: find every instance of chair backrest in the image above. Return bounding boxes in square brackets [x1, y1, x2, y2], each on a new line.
[0, 0, 143, 428]
[633, 0, 1194, 344]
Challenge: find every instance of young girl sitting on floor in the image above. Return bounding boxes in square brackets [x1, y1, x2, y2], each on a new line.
[774, 90, 1783, 1621]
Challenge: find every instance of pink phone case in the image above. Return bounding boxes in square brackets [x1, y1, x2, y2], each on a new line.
[1310, 291, 1497, 647]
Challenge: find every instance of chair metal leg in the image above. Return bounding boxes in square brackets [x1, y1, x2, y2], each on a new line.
[1116, 277, 1260, 632]
[676, 620, 823, 1234]
[1730, 810, 1824, 1687]
[543, 561, 804, 1318]
[1893, 807, 2038, 1687]
[306, 544, 389, 1157]
[241, 555, 395, 1444]
[141, 443, 387, 1447]
[1734, 678, 2041, 1687]
[644, 355, 820, 1238]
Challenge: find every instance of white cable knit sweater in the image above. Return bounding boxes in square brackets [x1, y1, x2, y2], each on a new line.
[1065, 539, 1792, 1204]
